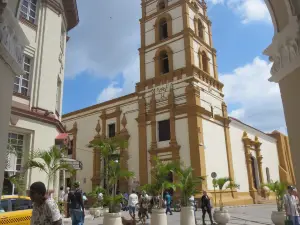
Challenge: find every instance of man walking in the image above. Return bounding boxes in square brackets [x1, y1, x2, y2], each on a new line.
[67, 181, 85, 225]
[284, 186, 300, 225]
[29, 181, 62, 225]
[201, 191, 214, 225]
[165, 192, 173, 215]
[128, 190, 139, 218]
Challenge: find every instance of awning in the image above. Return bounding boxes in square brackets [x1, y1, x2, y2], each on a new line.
[56, 133, 69, 140]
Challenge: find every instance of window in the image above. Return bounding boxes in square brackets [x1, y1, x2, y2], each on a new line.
[14, 56, 31, 96]
[201, 51, 209, 74]
[158, 120, 170, 142]
[266, 167, 271, 183]
[160, 51, 169, 74]
[108, 124, 116, 138]
[8, 133, 24, 172]
[11, 199, 32, 211]
[56, 78, 62, 113]
[198, 20, 204, 39]
[0, 200, 9, 212]
[159, 18, 168, 40]
[158, 0, 166, 10]
[60, 26, 65, 51]
[20, 0, 37, 23]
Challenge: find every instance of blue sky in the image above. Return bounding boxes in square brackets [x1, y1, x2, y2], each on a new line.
[62, 0, 286, 133]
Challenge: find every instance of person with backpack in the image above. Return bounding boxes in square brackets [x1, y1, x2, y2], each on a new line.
[67, 181, 85, 225]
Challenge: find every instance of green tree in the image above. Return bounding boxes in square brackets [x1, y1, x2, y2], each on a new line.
[176, 166, 205, 207]
[25, 146, 75, 191]
[141, 157, 178, 209]
[213, 177, 239, 210]
[103, 160, 134, 213]
[89, 136, 128, 194]
[262, 181, 286, 212]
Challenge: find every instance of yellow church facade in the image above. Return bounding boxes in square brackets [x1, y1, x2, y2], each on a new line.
[62, 0, 295, 205]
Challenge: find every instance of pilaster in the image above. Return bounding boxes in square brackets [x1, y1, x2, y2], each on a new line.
[185, 82, 206, 190]
[137, 96, 148, 186]
[222, 103, 237, 198]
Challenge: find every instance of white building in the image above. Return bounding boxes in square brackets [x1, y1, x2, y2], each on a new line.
[0, 0, 29, 196]
[2, 0, 79, 195]
[62, 0, 295, 205]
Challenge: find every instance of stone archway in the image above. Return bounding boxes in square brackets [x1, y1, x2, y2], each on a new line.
[264, 0, 300, 191]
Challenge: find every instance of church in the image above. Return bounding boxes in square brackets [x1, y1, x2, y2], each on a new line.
[62, 0, 295, 205]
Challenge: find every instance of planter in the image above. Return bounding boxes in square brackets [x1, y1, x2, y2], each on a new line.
[180, 206, 196, 225]
[151, 208, 168, 225]
[89, 207, 103, 217]
[102, 207, 109, 216]
[271, 211, 285, 225]
[213, 209, 230, 225]
[103, 212, 122, 225]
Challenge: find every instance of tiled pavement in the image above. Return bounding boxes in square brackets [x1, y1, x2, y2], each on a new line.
[63, 204, 276, 225]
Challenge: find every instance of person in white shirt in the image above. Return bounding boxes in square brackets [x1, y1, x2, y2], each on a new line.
[284, 186, 300, 225]
[128, 190, 139, 218]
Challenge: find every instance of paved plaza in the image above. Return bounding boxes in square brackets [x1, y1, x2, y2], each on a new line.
[64, 204, 276, 225]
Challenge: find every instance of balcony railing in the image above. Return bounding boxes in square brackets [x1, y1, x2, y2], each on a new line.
[0, 2, 29, 75]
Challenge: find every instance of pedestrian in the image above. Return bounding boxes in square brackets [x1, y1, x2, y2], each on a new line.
[190, 195, 197, 224]
[201, 191, 214, 225]
[165, 192, 173, 215]
[128, 190, 139, 218]
[29, 181, 62, 225]
[58, 186, 65, 214]
[284, 186, 300, 225]
[64, 187, 70, 218]
[67, 181, 85, 225]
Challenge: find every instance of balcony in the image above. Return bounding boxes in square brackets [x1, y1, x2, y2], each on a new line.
[0, 1, 29, 75]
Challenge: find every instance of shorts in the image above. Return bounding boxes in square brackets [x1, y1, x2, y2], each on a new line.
[129, 206, 136, 214]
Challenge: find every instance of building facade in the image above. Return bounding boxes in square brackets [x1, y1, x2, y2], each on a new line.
[0, 0, 29, 196]
[2, 0, 79, 195]
[62, 0, 294, 205]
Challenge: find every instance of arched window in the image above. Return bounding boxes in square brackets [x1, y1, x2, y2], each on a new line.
[201, 51, 209, 74]
[266, 167, 271, 183]
[198, 20, 204, 39]
[160, 51, 169, 74]
[159, 18, 168, 40]
[158, 0, 166, 10]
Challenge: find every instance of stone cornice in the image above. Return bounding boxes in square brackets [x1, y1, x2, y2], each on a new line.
[264, 17, 300, 83]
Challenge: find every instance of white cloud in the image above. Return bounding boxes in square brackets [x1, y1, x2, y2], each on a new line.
[220, 57, 286, 133]
[97, 82, 123, 103]
[208, 0, 271, 23]
[65, 0, 140, 79]
[96, 57, 140, 103]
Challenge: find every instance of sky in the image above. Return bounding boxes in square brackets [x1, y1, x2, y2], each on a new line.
[62, 0, 286, 134]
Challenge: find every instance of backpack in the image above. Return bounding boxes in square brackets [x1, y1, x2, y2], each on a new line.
[68, 189, 82, 210]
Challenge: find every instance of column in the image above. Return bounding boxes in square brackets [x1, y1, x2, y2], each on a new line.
[255, 137, 264, 185]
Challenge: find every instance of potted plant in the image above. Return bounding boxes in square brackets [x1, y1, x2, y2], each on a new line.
[176, 166, 205, 225]
[88, 186, 106, 217]
[141, 157, 177, 225]
[262, 181, 286, 225]
[102, 159, 134, 225]
[212, 177, 239, 225]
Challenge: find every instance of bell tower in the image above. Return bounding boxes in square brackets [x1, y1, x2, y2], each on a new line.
[136, 0, 229, 188]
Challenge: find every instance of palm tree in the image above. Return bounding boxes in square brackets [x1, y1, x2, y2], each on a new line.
[89, 136, 128, 194]
[25, 146, 75, 191]
[262, 181, 286, 212]
[104, 159, 134, 213]
[176, 166, 205, 207]
[213, 177, 239, 210]
[141, 157, 178, 209]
